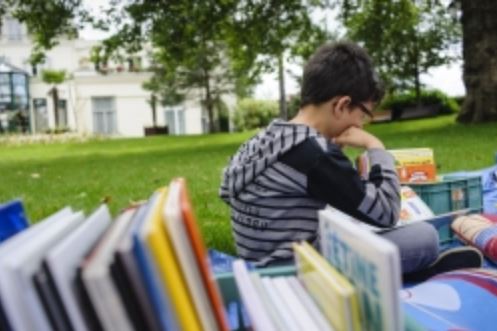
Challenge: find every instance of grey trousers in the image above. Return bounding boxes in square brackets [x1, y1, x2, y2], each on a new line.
[380, 222, 439, 274]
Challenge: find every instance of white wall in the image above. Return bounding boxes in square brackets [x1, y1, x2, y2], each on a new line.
[73, 72, 153, 137]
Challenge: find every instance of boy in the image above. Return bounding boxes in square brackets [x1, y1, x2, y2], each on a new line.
[220, 42, 481, 281]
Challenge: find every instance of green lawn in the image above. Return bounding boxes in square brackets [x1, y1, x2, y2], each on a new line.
[1, 114, 496, 254]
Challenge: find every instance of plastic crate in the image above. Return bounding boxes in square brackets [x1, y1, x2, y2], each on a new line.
[425, 210, 470, 248]
[409, 176, 482, 215]
[215, 265, 424, 331]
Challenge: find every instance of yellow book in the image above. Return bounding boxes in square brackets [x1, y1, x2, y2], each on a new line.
[293, 241, 362, 331]
[144, 188, 202, 331]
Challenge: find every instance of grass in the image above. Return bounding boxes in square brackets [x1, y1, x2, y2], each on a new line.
[1, 114, 496, 254]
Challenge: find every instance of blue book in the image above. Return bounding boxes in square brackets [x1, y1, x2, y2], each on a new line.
[0, 199, 29, 242]
[132, 192, 179, 331]
[402, 269, 497, 331]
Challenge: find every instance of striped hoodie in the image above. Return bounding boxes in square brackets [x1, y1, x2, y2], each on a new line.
[219, 119, 400, 267]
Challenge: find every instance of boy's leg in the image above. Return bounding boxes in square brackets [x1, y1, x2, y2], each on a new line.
[380, 222, 483, 282]
[379, 222, 439, 273]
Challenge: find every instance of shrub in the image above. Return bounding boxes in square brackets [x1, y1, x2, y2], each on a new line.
[453, 95, 465, 106]
[234, 99, 279, 131]
[287, 95, 301, 119]
[44, 127, 71, 134]
[380, 90, 460, 118]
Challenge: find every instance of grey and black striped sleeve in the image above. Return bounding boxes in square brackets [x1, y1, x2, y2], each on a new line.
[280, 138, 401, 228]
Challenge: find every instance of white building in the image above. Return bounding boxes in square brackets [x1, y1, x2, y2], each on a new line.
[0, 16, 234, 136]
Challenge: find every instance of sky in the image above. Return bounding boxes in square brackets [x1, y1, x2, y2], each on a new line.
[251, 60, 465, 100]
[79, 1, 466, 100]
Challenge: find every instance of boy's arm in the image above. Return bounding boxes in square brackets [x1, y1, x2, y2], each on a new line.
[280, 136, 400, 228]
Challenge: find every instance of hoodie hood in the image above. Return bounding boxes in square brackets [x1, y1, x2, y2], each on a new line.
[220, 119, 321, 200]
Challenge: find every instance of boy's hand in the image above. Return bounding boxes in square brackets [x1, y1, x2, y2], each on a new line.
[333, 127, 385, 150]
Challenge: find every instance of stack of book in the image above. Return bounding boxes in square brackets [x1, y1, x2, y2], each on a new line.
[0, 178, 229, 331]
[3, 176, 490, 331]
[230, 206, 404, 331]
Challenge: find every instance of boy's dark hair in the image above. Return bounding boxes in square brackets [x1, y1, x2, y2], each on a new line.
[300, 41, 384, 108]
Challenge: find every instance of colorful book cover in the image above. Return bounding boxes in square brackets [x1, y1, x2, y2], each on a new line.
[294, 241, 362, 331]
[178, 178, 230, 331]
[145, 187, 202, 331]
[0, 199, 29, 242]
[357, 148, 437, 183]
[319, 206, 403, 331]
[402, 269, 497, 331]
[389, 148, 437, 183]
[132, 192, 180, 331]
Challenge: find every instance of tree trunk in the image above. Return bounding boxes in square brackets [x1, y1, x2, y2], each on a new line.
[457, 0, 497, 123]
[278, 54, 287, 120]
[151, 93, 157, 127]
[52, 86, 59, 128]
[413, 37, 421, 109]
[203, 70, 217, 133]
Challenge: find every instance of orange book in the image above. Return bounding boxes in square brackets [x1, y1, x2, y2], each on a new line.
[388, 148, 437, 183]
[178, 178, 230, 331]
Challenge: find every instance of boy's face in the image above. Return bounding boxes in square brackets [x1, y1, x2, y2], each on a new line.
[327, 97, 374, 137]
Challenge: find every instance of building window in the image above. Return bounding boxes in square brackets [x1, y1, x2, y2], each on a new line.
[5, 18, 23, 41]
[0, 74, 10, 104]
[12, 73, 28, 108]
[57, 99, 68, 128]
[164, 106, 185, 135]
[33, 98, 48, 132]
[92, 97, 117, 135]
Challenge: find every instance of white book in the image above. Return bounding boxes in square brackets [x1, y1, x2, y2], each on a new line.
[163, 180, 218, 331]
[319, 206, 403, 331]
[287, 277, 335, 331]
[260, 277, 300, 331]
[249, 273, 288, 331]
[272, 276, 323, 331]
[81, 208, 135, 331]
[0, 208, 83, 331]
[46, 204, 112, 331]
[232, 260, 277, 331]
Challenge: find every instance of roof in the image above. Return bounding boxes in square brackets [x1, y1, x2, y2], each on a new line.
[0, 57, 29, 74]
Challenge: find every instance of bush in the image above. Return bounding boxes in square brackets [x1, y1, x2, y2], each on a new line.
[44, 127, 71, 134]
[234, 99, 279, 131]
[453, 95, 465, 107]
[380, 90, 460, 119]
[287, 95, 301, 119]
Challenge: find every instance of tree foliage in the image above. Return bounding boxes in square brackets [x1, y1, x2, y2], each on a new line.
[0, 0, 91, 64]
[41, 69, 67, 85]
[228, 1, 328, 119]
[335, 0, 460, 98]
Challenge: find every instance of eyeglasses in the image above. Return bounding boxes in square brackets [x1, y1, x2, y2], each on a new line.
[354, 102, 374, 120]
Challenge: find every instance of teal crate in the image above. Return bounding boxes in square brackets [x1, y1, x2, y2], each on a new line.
[215, 265, 425, 331]
[425, 209, 470, 247]
[410, 176, 482, 215]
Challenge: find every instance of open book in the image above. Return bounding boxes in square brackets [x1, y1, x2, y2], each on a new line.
[345, 186, 469, 235]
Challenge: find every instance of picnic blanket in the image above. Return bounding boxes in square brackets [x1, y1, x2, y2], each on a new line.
[451, 213, 497, 264]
